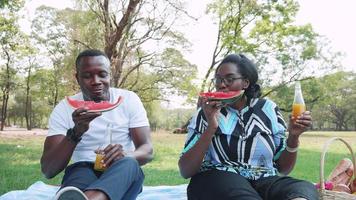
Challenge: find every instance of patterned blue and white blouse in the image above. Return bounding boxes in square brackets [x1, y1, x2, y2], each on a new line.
[181, 98, 288, 180]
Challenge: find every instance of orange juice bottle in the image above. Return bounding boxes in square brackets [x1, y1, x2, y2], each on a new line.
[292, 81, 305, 119]
[94, 152, 106, 171]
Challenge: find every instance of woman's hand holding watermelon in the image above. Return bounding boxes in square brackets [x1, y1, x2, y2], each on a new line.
[200, 97, 221, 133]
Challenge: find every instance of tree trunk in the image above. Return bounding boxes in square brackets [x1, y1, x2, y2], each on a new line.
[1, 92, 9, 130]
[52, 71, 59, 107]
[103, 0, 140, 60]
[7, 115, 10, 127]
[0, 49, 12, 131]
[25, 61, 33, 130]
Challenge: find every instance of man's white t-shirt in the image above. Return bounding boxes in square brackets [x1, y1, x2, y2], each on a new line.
[47, 88, 149, 163]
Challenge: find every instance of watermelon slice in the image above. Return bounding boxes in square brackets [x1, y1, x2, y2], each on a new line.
[199, 90, 244, 104]
[66, 96, 123, 112]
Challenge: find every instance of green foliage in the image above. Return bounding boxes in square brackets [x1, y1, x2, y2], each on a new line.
[31, 6, 76, 98]
[0, 0, 23, 11]
[312, 72, 356, 130]
[268, 71, 356, 131]
[204, 0, 339, 92]
[120, 47, 198, 116]
[155, 48, 198, 102]
[146, 102, 195, 132]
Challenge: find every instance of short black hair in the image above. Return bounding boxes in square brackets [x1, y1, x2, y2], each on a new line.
[75, 49, 110, 71]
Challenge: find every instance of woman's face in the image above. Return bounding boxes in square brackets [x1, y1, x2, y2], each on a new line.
[214, 62, 250, 92]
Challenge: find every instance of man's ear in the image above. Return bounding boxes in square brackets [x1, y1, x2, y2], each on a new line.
[75, 72, 79, 84]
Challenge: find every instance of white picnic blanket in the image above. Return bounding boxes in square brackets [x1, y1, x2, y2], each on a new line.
[0, 181, 188, 200]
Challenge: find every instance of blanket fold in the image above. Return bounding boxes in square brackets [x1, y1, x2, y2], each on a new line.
[0, 181, 187, 200]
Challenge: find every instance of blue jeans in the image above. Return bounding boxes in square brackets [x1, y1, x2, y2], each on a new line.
[61, 157, 144, 200]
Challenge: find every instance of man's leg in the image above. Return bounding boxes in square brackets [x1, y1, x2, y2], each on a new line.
[61, 162, 99, 190]
[85, 157, 144, 200]
[54, 162, 99, 200]
[187, 170, 263, 200]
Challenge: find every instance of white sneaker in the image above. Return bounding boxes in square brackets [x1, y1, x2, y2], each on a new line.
[52, 186, 89, 200]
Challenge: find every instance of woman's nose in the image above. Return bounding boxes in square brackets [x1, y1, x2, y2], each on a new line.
[216, 82, 227, 90]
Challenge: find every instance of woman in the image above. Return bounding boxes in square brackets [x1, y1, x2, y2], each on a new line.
[178, 54, 318, 200]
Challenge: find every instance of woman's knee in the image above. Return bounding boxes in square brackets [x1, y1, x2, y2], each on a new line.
[188, 170, 261, 200]
[276, 179, 318, 200]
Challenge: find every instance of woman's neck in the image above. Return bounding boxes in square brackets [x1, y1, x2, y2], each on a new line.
[231, 96, 247, 111]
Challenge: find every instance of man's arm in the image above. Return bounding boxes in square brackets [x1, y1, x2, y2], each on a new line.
[40, 135, 77, 179]
[129, 126, 153, 165]
[41, 108, 101, 179]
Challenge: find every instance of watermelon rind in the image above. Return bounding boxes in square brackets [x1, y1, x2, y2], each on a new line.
[200, 90, 245, 105]
[65, 96, 123, 112]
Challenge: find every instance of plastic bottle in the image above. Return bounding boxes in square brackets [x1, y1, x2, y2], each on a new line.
[292, 81, 305, 119]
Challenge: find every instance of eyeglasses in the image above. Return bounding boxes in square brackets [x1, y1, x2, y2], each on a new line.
[211, 76, 244, 86]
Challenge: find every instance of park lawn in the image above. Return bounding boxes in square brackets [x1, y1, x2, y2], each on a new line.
[1, 131, 356, 195]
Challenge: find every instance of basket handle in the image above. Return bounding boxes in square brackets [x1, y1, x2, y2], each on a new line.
[320, 137, 356, 190]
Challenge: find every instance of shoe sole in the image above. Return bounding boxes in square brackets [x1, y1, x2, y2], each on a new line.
[53, 186, 88, 200]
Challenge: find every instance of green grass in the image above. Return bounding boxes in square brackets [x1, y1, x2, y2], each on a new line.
[1, 131, 356, 195]
[0, 135, 64, 195]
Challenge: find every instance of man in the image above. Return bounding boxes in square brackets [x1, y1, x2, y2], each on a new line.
[41, 49, 153, 200]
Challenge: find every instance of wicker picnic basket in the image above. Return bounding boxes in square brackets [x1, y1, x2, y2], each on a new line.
[319, 137, 356, 200]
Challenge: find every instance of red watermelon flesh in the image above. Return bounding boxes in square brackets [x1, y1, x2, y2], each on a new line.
[199, 90, 244, 104]
[66, 96, 123, 112]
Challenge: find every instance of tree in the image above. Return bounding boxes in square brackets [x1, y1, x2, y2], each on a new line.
[0, 0, 25, 130]
[73, 0, 195, 90]
[23, 48, 39, 130]
[31, 6, 73, 107]
[268, 71, 356, 131]
[0, 0, 22, 9]
[321, 72, 356, 130]
[202, 0, 340, 93]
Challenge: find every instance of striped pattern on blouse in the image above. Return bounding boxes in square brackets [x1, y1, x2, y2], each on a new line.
[182, 98, 287, 180]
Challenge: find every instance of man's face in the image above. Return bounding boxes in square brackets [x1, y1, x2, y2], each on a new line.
[76, 56, 111, 102]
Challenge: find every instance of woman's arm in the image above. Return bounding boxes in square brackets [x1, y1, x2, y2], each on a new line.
[277, 111, 312, 175]
[275, 134, 299, 175]
[178, 126, 216, 179]
[178, 98, 220, 179]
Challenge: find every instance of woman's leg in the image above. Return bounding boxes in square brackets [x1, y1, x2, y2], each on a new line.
[187, 170, 262, 200]
[253, 176, 318, 200]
